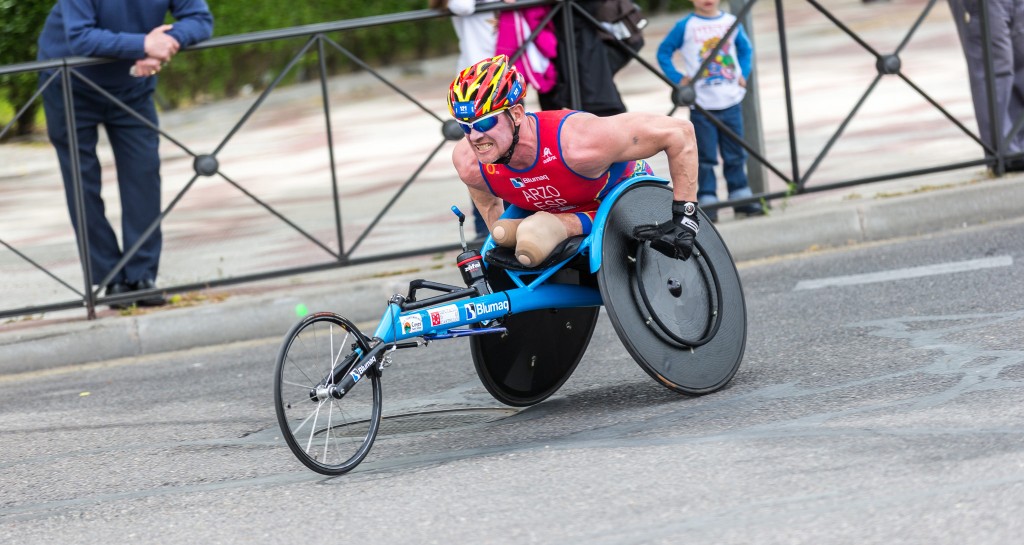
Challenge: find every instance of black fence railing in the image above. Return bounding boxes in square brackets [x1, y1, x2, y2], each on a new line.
[0, 0, 1019, 320]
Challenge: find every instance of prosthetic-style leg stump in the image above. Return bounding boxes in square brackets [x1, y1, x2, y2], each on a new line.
[491, 218, 522, 248]
[515, 211, 568, 266]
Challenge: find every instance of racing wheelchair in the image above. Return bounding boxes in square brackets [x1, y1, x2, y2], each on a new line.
[273, 177, 747, 475]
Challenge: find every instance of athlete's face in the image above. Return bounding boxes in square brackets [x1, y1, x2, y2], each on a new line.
[467, 105, 521, 164]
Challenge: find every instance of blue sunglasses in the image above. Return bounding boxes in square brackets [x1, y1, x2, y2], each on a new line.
[457, 108, 508, 135]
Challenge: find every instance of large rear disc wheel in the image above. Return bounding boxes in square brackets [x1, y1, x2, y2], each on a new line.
[598, 183, 747, 394]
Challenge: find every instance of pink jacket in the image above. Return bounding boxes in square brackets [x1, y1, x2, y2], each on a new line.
[496, 7, 558, 93]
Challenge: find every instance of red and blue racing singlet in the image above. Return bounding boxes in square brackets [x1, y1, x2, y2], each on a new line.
[478, 110, 653, 234]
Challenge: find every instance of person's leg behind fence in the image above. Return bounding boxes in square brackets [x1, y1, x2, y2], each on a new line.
[1004, 0, 1024, 162]
[690, 107, 721, 221]
[107, 86, 164, 303]
[717, 104, 763, 217]
[43, 81, 126, 289]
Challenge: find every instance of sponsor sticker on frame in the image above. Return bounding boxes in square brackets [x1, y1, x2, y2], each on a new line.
[428, 304, 460, 327]
[401, 314, 423, 334]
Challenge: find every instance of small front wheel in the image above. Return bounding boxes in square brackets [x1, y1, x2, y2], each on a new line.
[274, 312, 382, 475]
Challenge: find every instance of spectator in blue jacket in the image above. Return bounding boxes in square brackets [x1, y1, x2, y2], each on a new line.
[37, 0, 213, 308]
[657, 0, 763, 221]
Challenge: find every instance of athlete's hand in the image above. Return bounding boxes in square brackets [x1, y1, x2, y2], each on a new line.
[632, 200, 699, 260]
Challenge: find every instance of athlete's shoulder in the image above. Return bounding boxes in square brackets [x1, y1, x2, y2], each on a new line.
[556, 112, 621, 176]
[534, 109, 577, 124]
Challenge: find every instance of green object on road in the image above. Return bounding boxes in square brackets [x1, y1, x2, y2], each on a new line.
[295, 303, 308, 317]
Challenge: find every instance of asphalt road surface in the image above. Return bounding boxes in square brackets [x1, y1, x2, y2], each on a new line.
[2, 218, 1023, 544]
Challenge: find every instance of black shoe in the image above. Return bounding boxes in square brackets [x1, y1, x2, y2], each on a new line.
[703, 208, 719, 223]
[129, 279, 167, 307]
[105, 282, 133, 310]
[1005, 159, 1024, 172]
[733, 203, 767, 217]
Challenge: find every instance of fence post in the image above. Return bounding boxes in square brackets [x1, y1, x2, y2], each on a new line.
[728, 0, 766, 196]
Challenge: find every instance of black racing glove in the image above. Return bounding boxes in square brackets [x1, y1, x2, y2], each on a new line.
[632, 200, 699, 260]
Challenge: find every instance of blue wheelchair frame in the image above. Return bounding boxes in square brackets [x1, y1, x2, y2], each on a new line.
[367, 176, 669, 347]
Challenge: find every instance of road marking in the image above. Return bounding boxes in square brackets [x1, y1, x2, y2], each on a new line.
[794, 255, 1014, 291]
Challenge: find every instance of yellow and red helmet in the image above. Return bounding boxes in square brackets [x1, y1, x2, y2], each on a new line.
[447, 55, 526, 122]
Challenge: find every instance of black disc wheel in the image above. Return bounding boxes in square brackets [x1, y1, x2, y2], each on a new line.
[471, 262, 600, 406]
[597, 182, 747, 395]
[274, 312, 382, 475]
[471, 306, 599, 406]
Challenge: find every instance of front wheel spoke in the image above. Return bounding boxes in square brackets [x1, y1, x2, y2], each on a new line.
[330, 401, 360, 440]
[286, 352, 320, 388]
[282, 379, 315, 390]
[323, 397, 335, 461]
[330, 327, 351, 377]
[304, 400, 325, 453]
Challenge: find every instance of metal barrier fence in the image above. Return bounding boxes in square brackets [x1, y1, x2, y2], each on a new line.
[0, 0, 1019, 320]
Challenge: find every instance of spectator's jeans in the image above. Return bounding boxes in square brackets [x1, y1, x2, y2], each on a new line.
[691, 104, 749, 205]
[41, 79, 163, 287]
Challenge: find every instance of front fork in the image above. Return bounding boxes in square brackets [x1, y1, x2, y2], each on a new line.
[309, 341, 393, 402]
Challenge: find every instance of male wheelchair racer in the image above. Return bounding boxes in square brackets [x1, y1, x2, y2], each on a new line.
[273, 176, 747, 475]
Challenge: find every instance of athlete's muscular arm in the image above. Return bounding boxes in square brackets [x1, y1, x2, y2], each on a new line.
[560, 112, 699, 202]
[452, 140, 505, 230]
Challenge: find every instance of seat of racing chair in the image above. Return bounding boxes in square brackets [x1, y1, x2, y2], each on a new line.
[482, 235, 589, 272]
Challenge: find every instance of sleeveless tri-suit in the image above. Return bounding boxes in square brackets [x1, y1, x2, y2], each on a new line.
[478, 110, 653, 234]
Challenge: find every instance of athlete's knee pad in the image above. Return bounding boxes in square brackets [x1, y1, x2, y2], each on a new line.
[514, 211, 568, 266]
[491, 218, 522, 248]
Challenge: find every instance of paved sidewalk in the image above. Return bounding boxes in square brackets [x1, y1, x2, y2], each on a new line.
[2, 0, 1022, 373]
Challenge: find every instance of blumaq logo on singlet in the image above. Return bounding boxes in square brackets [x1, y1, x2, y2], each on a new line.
[509, 174, 551, 188]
